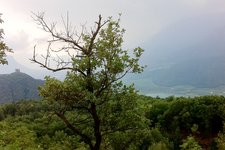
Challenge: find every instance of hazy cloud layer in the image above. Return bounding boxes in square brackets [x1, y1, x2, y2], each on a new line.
[1, 0, 225, 69]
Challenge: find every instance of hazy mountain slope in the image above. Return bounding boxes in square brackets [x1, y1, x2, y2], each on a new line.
[140, 13, 225, 88]
[0, 56, 66, 80]
[0, 71, 44, 103]
[143, 13, 225, 66]
[149, 56, 225, 88]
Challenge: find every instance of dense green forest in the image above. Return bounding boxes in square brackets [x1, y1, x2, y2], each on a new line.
[2, 12, 225, 150]
[1, 95, 225, 149]
[0, 71, 44, 103]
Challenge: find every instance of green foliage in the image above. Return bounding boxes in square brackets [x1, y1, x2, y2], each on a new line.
[0, 72, 44, 103]
[147, 96, 225, 134]
[34, 14, 146, 149]
[1, 95, 225, 149]
[215, 132, 225, 150]
[214, 124, 225, 150]
[148, 141, 169, 150]
[180, 136, 202, 150]
[0, 100, 84, 149]
[0, 14, 12, 65]
[0, 121, 39, 150]
[146, 95, 225, 149]
[141, 128, 172, 150]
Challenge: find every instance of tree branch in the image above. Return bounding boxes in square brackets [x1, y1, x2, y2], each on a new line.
[32, 12, 88, 54]
[30, 46, 87, 76]
[55, 112, 94, 149]
[88, 15, 109, 54]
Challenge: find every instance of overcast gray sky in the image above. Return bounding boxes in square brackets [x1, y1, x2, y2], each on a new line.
[1, 0, 225, 69]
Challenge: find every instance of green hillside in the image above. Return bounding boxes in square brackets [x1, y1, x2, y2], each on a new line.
[1, 95, 225, 149]
[0, 71, 44, 103]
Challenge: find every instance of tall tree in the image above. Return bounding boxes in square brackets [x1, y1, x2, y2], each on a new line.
[31, 13, 145, 150]
[0, 14, 12, 65]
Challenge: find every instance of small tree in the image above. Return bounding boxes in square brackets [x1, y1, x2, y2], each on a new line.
[180, 136, 202, 150]
[31, 13, 145, 150]
[0, 14, 12, 64]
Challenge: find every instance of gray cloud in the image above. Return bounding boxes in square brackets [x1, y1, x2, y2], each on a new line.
[1, 0, 225, 70]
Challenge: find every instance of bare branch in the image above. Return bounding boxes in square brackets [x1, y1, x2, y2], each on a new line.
[31, 13, 90, 76]
[32, 12, 88, 53]
[88, 15, 109, 54]
[56, 112, 94, 149]
[96, 67, 131, 98]
[30, 46, 86, 76]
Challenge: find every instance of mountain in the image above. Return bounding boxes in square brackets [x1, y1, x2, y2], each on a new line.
[139, 13, 225, 89]
[0, 70, 44, 103]
[149, 56, 225, 88]
[0, 56, 66, 80]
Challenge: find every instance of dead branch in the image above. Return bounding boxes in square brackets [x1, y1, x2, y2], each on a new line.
[88, 15, 109, 54]
[30, 46, 86, 76]
[31, 13, 109, 77]
[32, 12, 87, 53]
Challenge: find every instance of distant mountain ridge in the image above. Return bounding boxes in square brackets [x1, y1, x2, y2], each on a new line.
[140, 13, 225, 89]
[0, 56, 66, 80]
[0, 70, 44, 103]
[149, 56, 225, 88]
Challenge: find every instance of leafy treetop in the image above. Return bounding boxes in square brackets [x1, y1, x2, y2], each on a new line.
[0, 14, 12, 65]
[31, 13, 145, 150]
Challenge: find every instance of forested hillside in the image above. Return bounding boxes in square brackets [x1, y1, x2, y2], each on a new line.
[0, 71, 44, 103]
[1, 4, 225, 149]
[0, 95, 225, 149]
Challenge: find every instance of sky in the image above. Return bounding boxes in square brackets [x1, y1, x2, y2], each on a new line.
[1, 0, 225, 71]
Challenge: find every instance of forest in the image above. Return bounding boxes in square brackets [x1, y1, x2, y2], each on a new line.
[0, 95, 225, 149]
[1, 11, 225, 150]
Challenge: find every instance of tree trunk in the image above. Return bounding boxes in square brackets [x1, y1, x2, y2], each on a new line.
[91, 103, 102, 150]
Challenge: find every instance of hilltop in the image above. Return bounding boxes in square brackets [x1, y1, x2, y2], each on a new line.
[0, 70, 44, 103]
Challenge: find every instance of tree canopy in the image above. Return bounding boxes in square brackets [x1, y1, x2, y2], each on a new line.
[0, 14, 12, 65]
[31, 13, 146, 150]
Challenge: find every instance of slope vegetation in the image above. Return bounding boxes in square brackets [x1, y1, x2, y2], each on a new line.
[0, 71, 44, 103]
